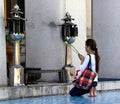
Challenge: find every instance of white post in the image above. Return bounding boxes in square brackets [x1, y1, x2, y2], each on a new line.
[0, 0, 7, 86]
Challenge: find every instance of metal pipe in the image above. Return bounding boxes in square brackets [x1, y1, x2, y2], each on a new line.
[14, 40, 20, 65]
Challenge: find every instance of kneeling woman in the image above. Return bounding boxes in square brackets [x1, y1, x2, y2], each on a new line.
[69, 39, 100, 97]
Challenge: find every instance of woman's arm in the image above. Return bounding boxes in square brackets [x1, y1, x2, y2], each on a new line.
[78, 55, 90, 72]
[78, 53, 85, 64]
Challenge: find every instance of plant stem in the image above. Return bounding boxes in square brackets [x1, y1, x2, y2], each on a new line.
[70, 44, 80, 54]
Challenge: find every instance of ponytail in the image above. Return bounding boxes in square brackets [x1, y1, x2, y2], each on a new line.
[95, 49, 100, 73]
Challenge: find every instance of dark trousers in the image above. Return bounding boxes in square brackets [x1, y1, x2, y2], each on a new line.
[69, 86, 90, 96]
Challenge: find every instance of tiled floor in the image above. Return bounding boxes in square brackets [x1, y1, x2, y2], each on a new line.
[0, 90, 120, 104]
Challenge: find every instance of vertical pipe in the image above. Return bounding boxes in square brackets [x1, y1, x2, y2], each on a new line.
[13, 21, 15, 33]
[65, 45, 67, 66]
[14, 40, 20, 65]
[18, 20, 20, 33]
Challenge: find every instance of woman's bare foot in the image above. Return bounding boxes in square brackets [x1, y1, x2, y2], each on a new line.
[89, 92, 97, 97]
[93, 92, 97, 97]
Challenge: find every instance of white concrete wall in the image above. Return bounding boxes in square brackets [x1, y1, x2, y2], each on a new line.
[25, 0, 66, 81]
[0, 0, 7, 86]
[25, 0, 87, 81]
[93, 0, 120, 78]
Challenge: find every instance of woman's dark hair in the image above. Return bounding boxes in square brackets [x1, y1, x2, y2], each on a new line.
[86, 39, 100, 73]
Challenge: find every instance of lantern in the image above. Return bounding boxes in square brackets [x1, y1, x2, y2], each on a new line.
[61, 12, 78, 44]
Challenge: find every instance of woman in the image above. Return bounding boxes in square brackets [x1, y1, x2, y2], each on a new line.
[69, 39, 100, 97]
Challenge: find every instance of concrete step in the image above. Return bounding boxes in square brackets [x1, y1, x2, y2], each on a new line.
[0, 80, 120, 100]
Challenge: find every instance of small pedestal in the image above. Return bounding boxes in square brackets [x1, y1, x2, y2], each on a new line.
[9, 65, 24, 86]
[59, 66, 76, 83]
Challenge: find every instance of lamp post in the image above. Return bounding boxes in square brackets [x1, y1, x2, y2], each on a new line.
[61, 12, 78, 66]
[59, 13, 78, 83]
[8, 4, 25, 86]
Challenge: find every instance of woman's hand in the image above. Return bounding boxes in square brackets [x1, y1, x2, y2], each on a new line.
[78, 53, 85, 64]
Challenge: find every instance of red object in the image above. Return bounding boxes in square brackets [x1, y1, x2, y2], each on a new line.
[78, 68, 96, 89]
